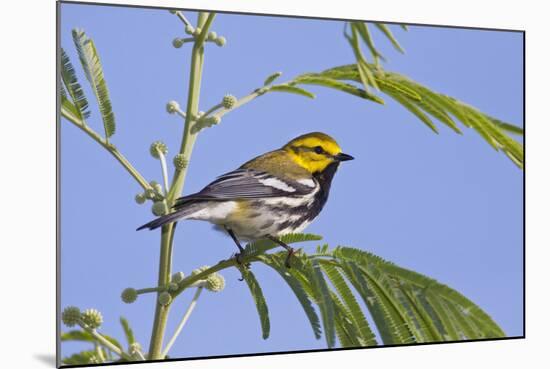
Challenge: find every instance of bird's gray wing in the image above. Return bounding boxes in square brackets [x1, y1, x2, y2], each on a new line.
[173, 168, 315, 208]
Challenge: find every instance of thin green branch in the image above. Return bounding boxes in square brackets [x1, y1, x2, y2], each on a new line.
[60, 109, 151, 191]
[161, 286, 204, 357]
[148, 11, 216, 361]
[78, 322, 131, 361]
[173, 11, 191, 27]
[157, 149, 170, 193]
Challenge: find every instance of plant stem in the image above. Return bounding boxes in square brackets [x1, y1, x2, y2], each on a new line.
[60, 110, 151, 191]
[148, 223, 175, 359]
[147, 12, 215, 360]
[80, 323, 132, 360]
[158, 150, 170, 193]
[173, 11, 191, 27]
[161, 286, 204, 357]
[171, 241, 290, 298]
[137, 286, 167, 294]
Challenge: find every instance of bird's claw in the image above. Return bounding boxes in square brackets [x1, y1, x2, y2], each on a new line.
[284, 247, 296, 268]
[233, 252, 251, 281]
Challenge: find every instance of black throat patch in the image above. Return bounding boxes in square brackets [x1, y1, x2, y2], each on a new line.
[312, 161, 340, 213]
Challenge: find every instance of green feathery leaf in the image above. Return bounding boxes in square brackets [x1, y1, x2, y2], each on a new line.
[264, 71, 283, 86]
[489, 117, 524, 135]
[385, 90, 439, 133]
[346, 25, 380, 91]
[239, 267, 270, 339]
[330, 291, 363, 347]
[319, 260, 377, 346]
[119, 317, 136, 346]
[301, 64, 523, 168]
[259, 254, 322, 339]
[424, 292, 461, 340]
[269, 84, 316, 99]
[72, 28, 116, 139]
[309, 259, 336, 348]
[61, 94, 85, 125]
[60, 48, 90, 120]
[293, 74, 384, 104]
[327, 246, 506, 341]
[62, 350, 97, 365]
[243, 233, 321, 256]
[374, 23, 405, 54]
[352, 22, 385, 65]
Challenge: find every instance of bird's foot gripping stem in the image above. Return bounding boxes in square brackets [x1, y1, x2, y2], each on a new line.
[284, 247, 296, 269]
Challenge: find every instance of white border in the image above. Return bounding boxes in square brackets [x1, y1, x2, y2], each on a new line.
[2, 0, 546, 368]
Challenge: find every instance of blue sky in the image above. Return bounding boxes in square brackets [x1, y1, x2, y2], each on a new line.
[60, 2, 523, 360]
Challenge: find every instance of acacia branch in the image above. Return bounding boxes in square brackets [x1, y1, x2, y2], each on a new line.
[60, 108, 151, 191]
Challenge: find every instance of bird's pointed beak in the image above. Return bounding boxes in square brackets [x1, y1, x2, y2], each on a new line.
[335, 152, 354, 162]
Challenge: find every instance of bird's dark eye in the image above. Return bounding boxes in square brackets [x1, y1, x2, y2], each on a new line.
[314, 146, 324, 154]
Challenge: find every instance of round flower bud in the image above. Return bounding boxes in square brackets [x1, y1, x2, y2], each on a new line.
[204, 116, 221, 127]
[150, 141, 168, 159]
[193, 27, 202, 36]
[222, 94, 237, 109]
[215, 36, 226, 47]
[121, 288, 138, 304]
[62, 306, 81, 327]
[173, 154, 188, 170]
[197, 111, 205, 119]
[168, 282, 179, 292]
[152, 201, 168, 216]
[81, 308, 103, 329]
[88, 355, 100, 364]
[191, 265, 210, 278]
[171, 271, 186, 283]
[166, 100, 180, 114]
[185, 25, 195, 35]
[158, 292, 172, 306]
[206, 273, 225, 292]
[169, 9, 177, 14]
[135, 193, 146, 204]
[172, 37, 185, 48]
[207, 31, 217, 41]
[149, 180, 163, 194]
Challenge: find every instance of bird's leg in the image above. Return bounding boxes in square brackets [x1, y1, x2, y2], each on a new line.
[266, 235, 295, 268]
[224, 227, 250, 273]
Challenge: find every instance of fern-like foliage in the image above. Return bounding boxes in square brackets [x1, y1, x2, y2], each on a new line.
[119, 317, 136, 347]
[72, 29, 116, 139]
[242, 234, 505, 348]
[61, 316, 140, 365]
[239, 267, 271, 339]
[290, 64, 523, 168]
[60, 48, 91, 120]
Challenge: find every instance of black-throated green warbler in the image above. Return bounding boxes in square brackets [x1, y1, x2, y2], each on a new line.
[138, 132, 354, 267]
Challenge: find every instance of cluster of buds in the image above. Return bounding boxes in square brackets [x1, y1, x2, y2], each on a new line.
[152, 201, 168, 216]
[191, 266, 226, 293]
[61, 306, 103, 329]
[135, 180, 164, 205]
[172, 26, 227, 49]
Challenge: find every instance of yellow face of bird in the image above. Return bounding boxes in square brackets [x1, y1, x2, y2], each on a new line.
[283, 132, 354, 174]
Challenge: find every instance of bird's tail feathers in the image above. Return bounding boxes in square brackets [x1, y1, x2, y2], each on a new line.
[136, 202, 200, 231]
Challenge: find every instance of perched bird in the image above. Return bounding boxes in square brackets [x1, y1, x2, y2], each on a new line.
[138, 132, 354, 267]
